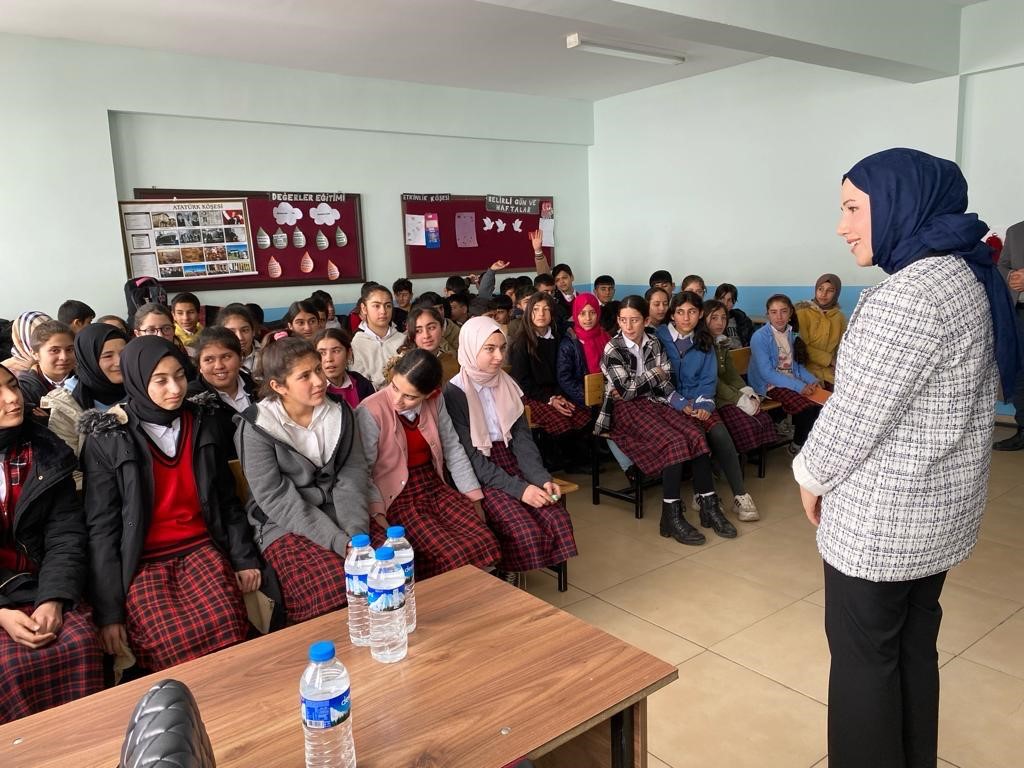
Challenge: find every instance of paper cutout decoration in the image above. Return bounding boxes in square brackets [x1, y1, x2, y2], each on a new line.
[256, 227, 271, 249]
[272, 202, 302, 226]
[482, 216, 495, 231]
[495, 219, 507, 233]
[327, 260, 340, 280]
[335, 227, 348, 247]
[292, 229, 306, 248]
[405, 214, 426, 246]
[425, 213, 440, 249]
[267, 256, 282, 278]
[455, 212, 478, 248]
[272, 228, 287, 249]
[512, 219, 523, 233]
[309, 202, 341, 226]
[315, 230, 329, 251]
[539, 218, 555, 247]
[300, 252, 314, 273]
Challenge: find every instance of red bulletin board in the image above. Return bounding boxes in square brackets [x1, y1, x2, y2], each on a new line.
[133, 188, 366, 290]
[401, 194, 554, 278]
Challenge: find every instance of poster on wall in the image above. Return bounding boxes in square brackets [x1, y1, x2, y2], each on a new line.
[128, 188, 367, 290]
[119, 199, 257, 282]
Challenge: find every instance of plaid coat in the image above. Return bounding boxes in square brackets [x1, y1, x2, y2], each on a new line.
[594, 330, 674, 434]
[793, 256, 997, 582]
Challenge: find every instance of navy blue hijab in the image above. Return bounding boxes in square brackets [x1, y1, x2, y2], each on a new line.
[844, 148, 1020, 399]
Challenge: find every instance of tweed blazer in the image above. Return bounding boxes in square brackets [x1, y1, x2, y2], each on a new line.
[793, 256, 996, 582]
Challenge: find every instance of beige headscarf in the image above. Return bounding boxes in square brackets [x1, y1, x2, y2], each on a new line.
[1, 311, 52, 373]
[455, 317, 523, 456]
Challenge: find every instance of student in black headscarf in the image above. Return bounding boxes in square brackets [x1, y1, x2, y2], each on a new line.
[0, 364, 103, 723]
[79, 336, 261, 673]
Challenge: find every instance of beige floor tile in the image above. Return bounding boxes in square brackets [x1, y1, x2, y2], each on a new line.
[812, 759, 958, 767]
[562, 524, 686, 594]
[648, 652, 827, 768]
[937, 583, 1022, 655]
[564, 597, 703, 666]
[522, 570, 590, 608]
[686, 524, 824, 600]
[597, 559, 796, 647]
[947, 538, 1024, 602]
[647, 755, 672, 768]
[938, 657, 1024, 768]
[938, 649, 955, 668]
[978, 498, 1024, 549]
[712, 600, 830, 704]
[962, 608, 1024, 680]
[804, 588, 826, 607]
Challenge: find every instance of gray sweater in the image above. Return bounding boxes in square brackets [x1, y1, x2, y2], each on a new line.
[234, 400, 369, 554]
[442, 382, 550, 500]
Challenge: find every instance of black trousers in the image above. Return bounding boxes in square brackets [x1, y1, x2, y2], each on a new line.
[824, 561, 947, 768]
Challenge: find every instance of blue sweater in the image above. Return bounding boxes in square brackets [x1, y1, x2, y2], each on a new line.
[556, 331, 588, 408]
[655, 325, 717, 413]
[748, 324, 818, 395]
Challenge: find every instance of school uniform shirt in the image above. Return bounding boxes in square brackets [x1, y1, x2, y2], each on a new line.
[141, 418, 180, 457]
[216, 378, 252, 413]
[263, 399, 339, 467]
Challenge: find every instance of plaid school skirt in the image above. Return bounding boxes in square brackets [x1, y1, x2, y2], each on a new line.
[382, 463, 500, 580]
[608, 398, 710, 476]
[0, 606, 104, 724]
[481, 441, 577, 572]
[523, 397, 591, 435]
[717, 403, 779, 454]
[766, 387, 820, 415]
[264, 533, 348, 625]
[125, 543, 248, 672]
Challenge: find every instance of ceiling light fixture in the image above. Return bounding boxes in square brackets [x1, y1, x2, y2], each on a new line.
[565, 33, 685, 65]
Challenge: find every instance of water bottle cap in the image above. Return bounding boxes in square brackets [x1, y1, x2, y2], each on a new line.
[350, 533, 371, 548]
[386, 525, 406, 539]
[375, 546, 395, 561]
[308, 640, 336, 663]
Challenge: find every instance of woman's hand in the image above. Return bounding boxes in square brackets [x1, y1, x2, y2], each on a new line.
[490, 260, 510, 272]
[0, 607, 57, 649]
[542, 481, 561, 501]
[31, 600, 63, 638]
[692, 409, 711, 422]
[528, 230, 543, 252]
[521, 484, 554, 508]
[100, 623, 129, 656]
[235, 569, 262, 594]
[800, 485, 822, 527]
[549, 395, 574, 416]
[801, 383, 818, 397]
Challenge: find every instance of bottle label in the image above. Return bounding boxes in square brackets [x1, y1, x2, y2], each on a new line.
[400, 561, 414, 585]
[300, 689, 351, 729]
[367, 584, 406, 613]
[345, 572, 368, 595]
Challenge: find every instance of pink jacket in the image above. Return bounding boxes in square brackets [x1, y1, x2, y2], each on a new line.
[355, 388, 484, 520]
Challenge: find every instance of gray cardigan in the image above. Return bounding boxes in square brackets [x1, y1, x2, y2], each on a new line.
[442, 382, 550, 500]
[793, 256, 996, 582]
[234, 400, 369, 554]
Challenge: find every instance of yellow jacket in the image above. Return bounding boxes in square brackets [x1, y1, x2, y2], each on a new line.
[795, 302, 846, 383]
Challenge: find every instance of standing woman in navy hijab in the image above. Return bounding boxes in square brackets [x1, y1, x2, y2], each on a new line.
[793, 148, 1020, 768]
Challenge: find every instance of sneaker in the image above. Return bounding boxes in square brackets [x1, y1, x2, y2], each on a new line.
[733, 493, 760, 522]
[787, 442, 802, 457]
[692, 493, 701, 512]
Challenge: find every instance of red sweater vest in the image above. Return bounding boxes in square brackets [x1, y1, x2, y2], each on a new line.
[0, 443, 35, 573]
[143, 412, 209, 559]
[400, 416, 431, 468]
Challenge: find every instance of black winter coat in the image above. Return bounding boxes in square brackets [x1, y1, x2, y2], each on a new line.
[509, 334, 564, 402]
[0, 422, 85, 610]
[186, 371, 260, 461]
[79, 401, 259, 627]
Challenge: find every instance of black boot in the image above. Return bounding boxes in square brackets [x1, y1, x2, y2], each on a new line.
[698, 494, 737, 538]
[994, 431, 1024, 451]
[660, 501, 706, 546]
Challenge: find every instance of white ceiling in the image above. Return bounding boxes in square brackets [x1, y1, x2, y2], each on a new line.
[0, 0, 762, 101]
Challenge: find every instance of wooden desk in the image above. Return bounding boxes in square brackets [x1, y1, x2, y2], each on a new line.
[1, 567, 676, 768]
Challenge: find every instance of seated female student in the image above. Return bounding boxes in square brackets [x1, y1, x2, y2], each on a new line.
[355, 350, 500, 579]
[656, 293, 758, 527]
[0, 365, 103, 723]
[748, 294, 824, 454]
[16, 320, 76, 411]
[713, 283, 754, 349]
[134, 303, 196, 379]
[216, 303, 261, 376]
[1, 311, 51, 374]
[702, 300, 778, 477]
[314, 327, 374, 408]
[235, 337, 369, 624]
[392, 305, 460, 386]
[444, 317, 577, 582]
[279, 299, 321, 344]
[509, 293, 590, 458]
[794, 273, 847, 388]
[39, 323, 127, 458]
[350, 284, 405, 390]
[80, 337, 260, 672]
[186, 327, 258, 460]
[644, 286, 671, 328]
[596, 295, 730, 545]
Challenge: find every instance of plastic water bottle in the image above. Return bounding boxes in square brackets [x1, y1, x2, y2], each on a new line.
[344, 534, 374, 646]
[367, 547, 408, 663]
[299, 641, 356, 768]
[384, 525, 416, 633]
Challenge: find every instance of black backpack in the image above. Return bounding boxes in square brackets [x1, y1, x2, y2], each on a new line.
[124, 277, 168, 318]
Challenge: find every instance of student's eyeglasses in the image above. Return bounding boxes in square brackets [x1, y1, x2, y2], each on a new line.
[139, 325, 174, 335]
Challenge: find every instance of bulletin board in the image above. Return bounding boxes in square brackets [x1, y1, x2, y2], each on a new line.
[401, 193, 555, 278]
[128, 187, 366, 290]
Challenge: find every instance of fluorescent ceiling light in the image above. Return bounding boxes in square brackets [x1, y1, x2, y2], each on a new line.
[566, 33, 685, 65]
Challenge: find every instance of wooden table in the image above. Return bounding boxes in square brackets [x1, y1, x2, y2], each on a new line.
[1, 566, 677, 768]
